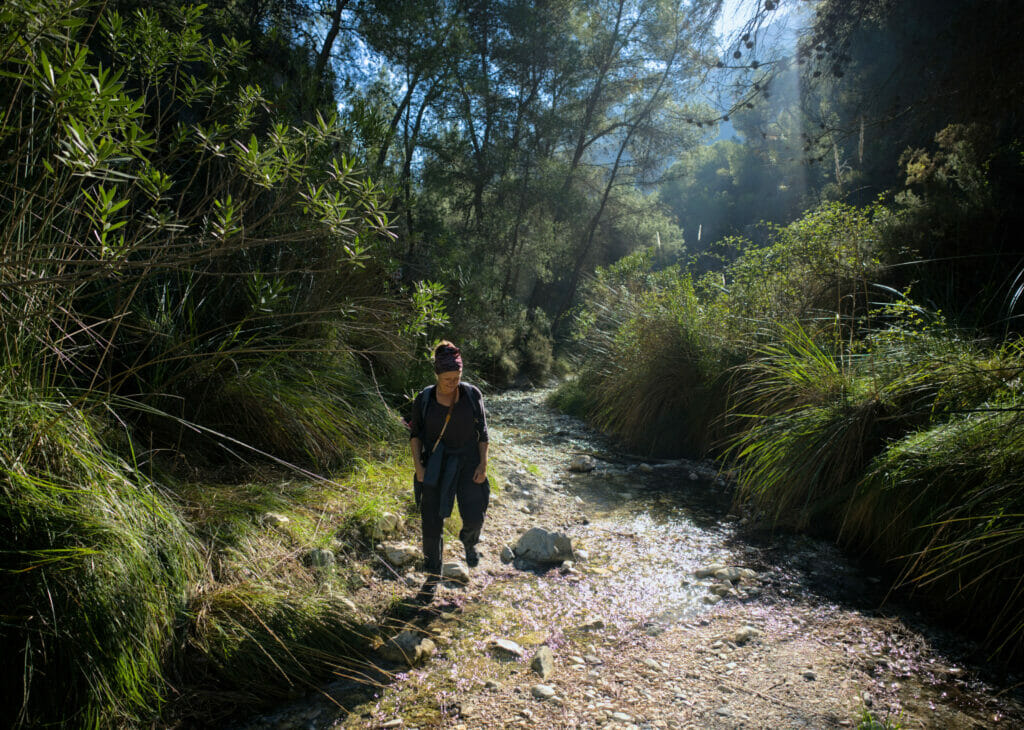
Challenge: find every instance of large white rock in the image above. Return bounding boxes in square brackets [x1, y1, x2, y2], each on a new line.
[514, 527, 573, 563]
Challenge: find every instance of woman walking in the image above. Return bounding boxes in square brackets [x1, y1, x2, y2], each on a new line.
[408, 340, 489, 602]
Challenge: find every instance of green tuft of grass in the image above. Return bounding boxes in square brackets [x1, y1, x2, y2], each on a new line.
[0, 385, 204, 729]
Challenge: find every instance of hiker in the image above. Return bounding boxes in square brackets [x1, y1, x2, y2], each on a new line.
[408, 340, 489, 602]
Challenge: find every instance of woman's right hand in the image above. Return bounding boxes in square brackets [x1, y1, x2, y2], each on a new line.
[414, 463, 425, 483]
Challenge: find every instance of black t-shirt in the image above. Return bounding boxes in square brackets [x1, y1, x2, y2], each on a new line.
[409, 383, 488, 451]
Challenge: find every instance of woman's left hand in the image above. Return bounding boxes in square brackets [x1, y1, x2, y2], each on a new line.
[472, 462, 487, 484]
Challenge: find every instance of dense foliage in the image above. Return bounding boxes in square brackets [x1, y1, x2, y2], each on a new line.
[0, 1, 425, 725]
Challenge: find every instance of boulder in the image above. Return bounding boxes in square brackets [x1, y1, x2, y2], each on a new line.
[515, 527, 573, 563]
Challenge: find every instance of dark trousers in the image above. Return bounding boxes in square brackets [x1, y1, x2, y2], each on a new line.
[417, 472, 489, 576]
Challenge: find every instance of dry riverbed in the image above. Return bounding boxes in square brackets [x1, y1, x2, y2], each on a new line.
[233, 389, 1024, 730]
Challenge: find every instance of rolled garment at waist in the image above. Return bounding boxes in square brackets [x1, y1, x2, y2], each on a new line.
[432, 444, 479, 519]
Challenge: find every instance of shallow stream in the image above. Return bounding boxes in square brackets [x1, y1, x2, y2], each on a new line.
[233, 388, 1024, 729]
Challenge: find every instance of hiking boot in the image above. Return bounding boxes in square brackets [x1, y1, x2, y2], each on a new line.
[465, 546, 479, 568]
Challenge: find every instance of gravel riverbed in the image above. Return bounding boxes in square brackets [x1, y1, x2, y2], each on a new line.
[232, 388, 1024, 729]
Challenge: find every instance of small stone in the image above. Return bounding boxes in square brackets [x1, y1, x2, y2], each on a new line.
[641, 658, 662, 672]
[574, 548, 589, 562]
[694, 564, 727, 578]
[715, 707, 732, 716]
[262, 512, 290, 526]
[380, 721, 403, 729]
[491, 638, 525, 657]
[378, 630, 436, 666]
[569, 455, 597, 472]
[802, 669, 817, 681]
[703, 594, 722, 605]
[382, 543, 419, 568]
[576, 617, 606, 632]
[531, 684, 557, 700]
[610, 711, 633, 722]
[304, 547, 335, 568]
[442, 562, 470, 583]
[714, 566, 757, 582]
[485, 680, 502, 690]
[638, 463, 655, 473]
[731, 626, 762, 645]
[531, 646, 556, 679]
[500, 546, 516, 563]
[560, 560, 575, 573]
[369, 511, 403, 539]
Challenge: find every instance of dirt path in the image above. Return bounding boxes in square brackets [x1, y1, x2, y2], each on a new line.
[236, 389, 1024, 729]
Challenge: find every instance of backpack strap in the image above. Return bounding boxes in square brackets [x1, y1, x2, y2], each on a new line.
[419, 385, 436, 423]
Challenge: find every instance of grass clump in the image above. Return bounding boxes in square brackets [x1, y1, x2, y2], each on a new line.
[0, 384, 204, 729]
[846, 403, 1024, 648]
[167, 442, 418, 721]
[557, 252, 742, 456]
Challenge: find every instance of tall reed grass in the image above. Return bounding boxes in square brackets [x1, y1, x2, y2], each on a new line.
[0, 381, 204, 728]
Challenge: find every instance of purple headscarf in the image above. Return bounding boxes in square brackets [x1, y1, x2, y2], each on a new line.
[433, 343, 463, 374]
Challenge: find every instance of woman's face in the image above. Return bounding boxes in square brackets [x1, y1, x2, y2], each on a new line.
[436, 370, 461, 397]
